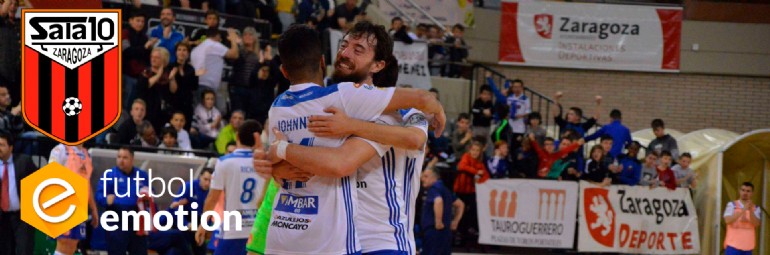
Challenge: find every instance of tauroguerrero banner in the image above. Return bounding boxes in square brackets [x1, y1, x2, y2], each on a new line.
[578, 181, 700, 254]
[379, 0, 474, 27]
[330, 30, 432, 89]
[499, 0, 682, 72]
[476, 179, 578, 249]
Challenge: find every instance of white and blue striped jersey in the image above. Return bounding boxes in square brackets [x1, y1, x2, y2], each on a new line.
[356, 109, 428, 254]
[210, 148, 267, 240]
[265, 82, 394, 255]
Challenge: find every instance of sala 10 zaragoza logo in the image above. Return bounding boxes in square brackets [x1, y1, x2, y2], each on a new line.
[21, 9, 121, 146]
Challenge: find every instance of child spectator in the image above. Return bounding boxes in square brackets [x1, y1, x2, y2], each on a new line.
[553, 91, 601, 137]
[614, 141, 642, 186]
[215, 110, 245, 155]
[191, 90, 221, 148]
[132, 120, 159, 147]
[118, 99, 147, 144]
[451, 113, 473, 157]
[491, 104, 512, 144]
[158, 126, 180, 153]
[167, 111, 192, 150]
[599, 135, 622, 175]
[672, 152, 696, 189]
[444, 24, 468, 78]
[656, 151, 678, 190]
[486, 141, 511, 179]
[582, 145, 612, 187]
[526, 112, 546, 146]
[529, 133, 583, 178]
[512, 137, 537, 178]
[585, 109, 632, 158]
[546, 138, 580, 180]
[471, 85, 494, 142]
[647, 119, 680, 161]
[454, 141, 488, 248]
[639, 152, 660, 187]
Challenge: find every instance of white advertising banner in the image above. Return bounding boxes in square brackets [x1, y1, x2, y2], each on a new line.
[476, 179, 578, 249]
[578, 181, 700, 254]
[379, 0, 474, 27]
[499, 0, 682, 72]
[329, 30, 431, 89]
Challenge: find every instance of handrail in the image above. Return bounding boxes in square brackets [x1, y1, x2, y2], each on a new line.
[400, 0, 452, 36]
[469, 63, 563, 138]
[380, 0, 417, 26]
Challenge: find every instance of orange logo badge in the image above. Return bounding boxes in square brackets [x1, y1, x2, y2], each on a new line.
[21, 162, 89, 238]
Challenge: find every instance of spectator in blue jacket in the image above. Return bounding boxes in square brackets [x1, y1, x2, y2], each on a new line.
[97, 147, 151, 255]
[420, 168, 464, 255]
[613, 141, 643, 186]
[149, 8, 184, 63]
[585, 109, 632, 158]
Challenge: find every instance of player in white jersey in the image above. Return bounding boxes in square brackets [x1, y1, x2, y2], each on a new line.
[196, 120, 267, 255]
[257, 25, 445, 255]
[266, 23, 431, 255]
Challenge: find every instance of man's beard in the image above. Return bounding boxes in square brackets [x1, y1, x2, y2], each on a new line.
[161, 18, 172, 27]
[331, 57, 370, 84]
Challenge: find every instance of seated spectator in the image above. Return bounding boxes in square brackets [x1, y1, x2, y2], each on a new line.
[170, 0, 209, 10]
[451, 113, 472, 157]
[471, 85, 494, 143]
[190, 10, 221, 47]
[158, 126, 182, 154]
[639, 151, 659, 187]
[149, 8, 184, 63]
[582, 145, 611, 186]
[585, 109, 632, 158]
[673, 152, 696, 189]
[169, 42, 198, 127]
[427, 25, 446, 76]
[648, 118, 680, 161]
[118, 99, 147, 144]
[529, 133, 583, 178]
[0, 83, 22, 136]
[656, 151, 678, 190]
[512, 137, 536, 178]
[553, 91, 601, 137]
[136, 47, 173, 132]
[122, 10, 151, 111]
[192, 90, 222, 143]
[225, 141, 237, 154]
[167, 111, 192, 150]
[190, 28, 240, 113]
[214, 110, 245, 155]
[614, 141, 642, 186]
[444, 24, 468, 78]
[486, 141, 510, 179]
[333, 0, 360, 31]
[545, 137, 580, 180]
[526, 112, 546, 146]
[132, 120, 159, 147]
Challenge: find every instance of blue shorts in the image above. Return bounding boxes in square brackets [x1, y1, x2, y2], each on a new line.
[213, 238, 247, 255]
[57, 222, 87, 240]
[363, 250, 409, 255]
[725, 246, 752, 255]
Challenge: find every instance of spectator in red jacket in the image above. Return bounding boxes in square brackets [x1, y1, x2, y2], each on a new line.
[656, 151, 678, 190]
[453, 140, 488, 247]
[529, 133, 584, 178]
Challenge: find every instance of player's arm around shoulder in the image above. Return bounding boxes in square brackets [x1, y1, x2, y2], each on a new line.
[308, 108, 428, 150]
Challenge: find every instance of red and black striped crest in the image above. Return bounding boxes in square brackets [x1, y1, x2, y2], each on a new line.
[21, 9, 121, 145]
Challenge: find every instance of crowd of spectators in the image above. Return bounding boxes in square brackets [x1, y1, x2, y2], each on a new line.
[389, 17, 470, 78]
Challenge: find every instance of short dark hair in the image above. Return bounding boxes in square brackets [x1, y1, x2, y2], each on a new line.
[201, 89, 216, 101]
[569, 107, 584, 118]
[660, 150, 673, 158]
[479, 85, 492, 94]
[391, 17, 403, 24]
[372, 54, 398, 88]
[161, 126, 177, 139]
[175, 41, 191, 53]
[544, 137, 555, 143]
[201, 167, 214, 176]
[0, 133, 14, 146]
[651, 119, 665, 129]
[610, 109, 622, 120]
[205, 9, 219, 19]
[429, 88, 439, 94]
[128, 8, 147, 19]
[742, 182, 754, 191]
[452, 23, 465, 32]
[206, 28, 220, 38]
[680, 152, 692, 159]
[118, 146, 135, 156]
[529, 112, 542, 121]
[345, 21, 393, 63]
[495, 104, 509, 118]
[511, 79, 524, 87]
[600, 135, 614, 142]
[170, 111, 185, 120]
[237, 120, 264, 147]
[279, 25, 323, 81]
[457, 113, 470, 122]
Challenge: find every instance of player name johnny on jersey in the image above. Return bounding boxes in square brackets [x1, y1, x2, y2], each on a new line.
[24, 11, 120, 69]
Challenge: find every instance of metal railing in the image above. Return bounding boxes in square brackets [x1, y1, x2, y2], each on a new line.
[469, 63, 562, 137]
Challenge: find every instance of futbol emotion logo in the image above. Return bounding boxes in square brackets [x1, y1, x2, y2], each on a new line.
[21, 9, 122, 145]
[583, 187, 616, 247]
[20, 163, 90, 238]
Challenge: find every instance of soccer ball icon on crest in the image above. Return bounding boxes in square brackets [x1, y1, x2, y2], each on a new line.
[62, 97, 83, 116]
